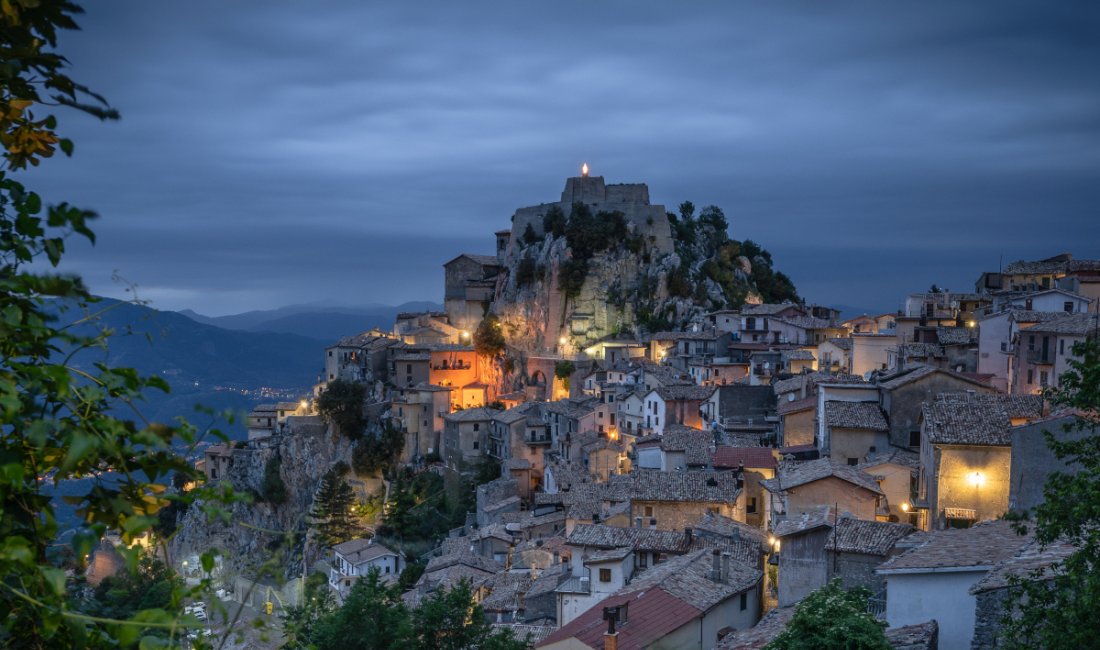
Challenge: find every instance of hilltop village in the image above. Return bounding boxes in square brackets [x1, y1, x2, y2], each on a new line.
[185, 172, 1098, 650]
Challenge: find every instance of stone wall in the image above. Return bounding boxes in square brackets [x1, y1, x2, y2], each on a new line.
[971, 587, 1011, 649]
[1009, 415, 1091, 513]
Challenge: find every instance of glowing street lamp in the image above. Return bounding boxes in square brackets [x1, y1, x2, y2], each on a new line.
[968, 471, 985, 488]
[901, 502, 911, 513]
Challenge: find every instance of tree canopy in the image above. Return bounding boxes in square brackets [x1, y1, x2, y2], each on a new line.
[1001, 335, 1100, 649]
[304, 570, 526, 650]
[1, 2, 235, 646]
[765, 580, 889, 650]
[317, 379, 369, 439]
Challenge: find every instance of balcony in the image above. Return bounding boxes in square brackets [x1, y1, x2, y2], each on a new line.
[525, 433, 552, 445]
[1027, 349, 1053, 365]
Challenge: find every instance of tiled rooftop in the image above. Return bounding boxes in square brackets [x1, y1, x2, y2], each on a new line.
[603, 469, 742, 503]
[877, 519, 1029, 573]
[623, 548, 763, 611]
[922, 393, 1042, 446]
[761, 458, 883, 495]
[1025, 312, 1099, 335]
[824, 400, 889, 431]
[654, 384, 717, 402]
[969, 537, 1076, 594]
[710, 446, 778, 470]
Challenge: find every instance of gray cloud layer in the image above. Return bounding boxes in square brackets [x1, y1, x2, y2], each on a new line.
[25, 1, 1100, 315]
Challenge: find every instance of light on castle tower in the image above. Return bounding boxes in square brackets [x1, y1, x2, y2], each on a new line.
[581, 162, 589, 177]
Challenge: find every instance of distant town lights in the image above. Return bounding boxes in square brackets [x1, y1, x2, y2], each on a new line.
[581, 162, 589, 177]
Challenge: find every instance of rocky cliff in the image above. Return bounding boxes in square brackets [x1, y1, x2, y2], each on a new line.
[171, 421, 360, 578]
[491, 175, 798, 353]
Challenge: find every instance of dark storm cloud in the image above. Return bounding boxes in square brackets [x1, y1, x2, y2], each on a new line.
[26, 1, 1100, 314]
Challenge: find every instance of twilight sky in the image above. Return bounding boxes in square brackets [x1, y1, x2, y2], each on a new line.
[27, 1, 1100, 316]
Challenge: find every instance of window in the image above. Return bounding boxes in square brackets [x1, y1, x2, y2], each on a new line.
[1065, 301, 1075, 313]
[608, 394, 615, 403]
[654, 416, 659, 426]
[599, 568, 612, 583]
[740, 592, 748, 611]
[909, 430, 921, 447]
[473, 440, 479, 450]
[644, 506, 654, 517]
[638, 553, 647, 568]
[598, 425, 604, 433]
[747, 497, 757, 514]
[1028, 369, 1034, 384]
[328, 350, 333, 357]
[1040, 371, 1049, 387]
[1060, 339, 1065, 355]
[473, 423, 479, 431]
[598, 411, 604, 419]
[1028, 335, 1035, 351]
[847, 458, 859, 466]
[610, 413, 616, 425]
[406, 363, 412, 373]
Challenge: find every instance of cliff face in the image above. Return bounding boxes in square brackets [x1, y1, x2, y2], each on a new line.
[171, 423, 355, 577]
[490, 176, 773, 352]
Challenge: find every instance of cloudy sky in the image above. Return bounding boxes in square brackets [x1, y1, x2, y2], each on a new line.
[27, 2, 1100, 315]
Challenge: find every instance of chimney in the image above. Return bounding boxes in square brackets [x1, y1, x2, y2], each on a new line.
[721, 552, 731, 583]
[684, 527, 693, 545]
[603, 607, 620, 650]
[710, 549, 721, 581]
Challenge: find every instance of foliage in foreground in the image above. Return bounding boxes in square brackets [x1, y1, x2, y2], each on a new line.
[1001, 335, 1100, 649]
[0, 1, 241, 646]
[765, 580, 889, 650]
[288, 569, 527, 650]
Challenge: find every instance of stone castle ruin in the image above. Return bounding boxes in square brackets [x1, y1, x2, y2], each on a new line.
[503, 174, 674, 263]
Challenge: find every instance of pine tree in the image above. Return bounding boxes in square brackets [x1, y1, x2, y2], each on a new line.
[310, 463, 358, 547]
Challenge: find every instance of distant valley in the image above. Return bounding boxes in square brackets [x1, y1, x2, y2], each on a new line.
[53, 298, 439, 438]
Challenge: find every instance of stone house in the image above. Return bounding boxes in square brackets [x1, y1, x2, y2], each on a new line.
[615, 389, 646, 436]
[329, 538, 405, 599]
[916, 393, 1042, 531]
[820, 400, 890, 466]
[392, 383, 451, 461]
[602, 469, 746, 531]
[390, 350, 430, 388]
[643, 385, 716, 435]
[634, 424, 713, 472]
[442, 407, 498, 476]
[323, 330, 398, 383]
[858, 447, 920, 524]
[705, 385, 776, 431]
[1009, 312, 1098, 395]
[774, 508, 915, 607]
[709, 447, 777, 528]
[761, 458, 884, 528]
[817, 337, 852, 373]
[540, 548, 763, 650]
[813, 380, 878, 453]
[442, 253, 500, 333]
[976, 309, 1065, 392]
[777, 395, 816, 448]
[542, 397, 599, 458]
[877, 520, 1031, 650]
[876, 364, 994, 450]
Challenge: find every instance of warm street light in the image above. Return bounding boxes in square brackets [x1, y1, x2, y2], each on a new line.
[901, 502, 910, 513]
[969, 471, 985, 488]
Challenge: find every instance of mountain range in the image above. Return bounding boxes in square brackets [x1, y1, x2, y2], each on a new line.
[178, 300, 441, 341]
[51, 298, 437, 438]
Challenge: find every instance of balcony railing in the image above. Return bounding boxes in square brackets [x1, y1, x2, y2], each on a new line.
[525, 433, 552, 445]
[1027, 349, 1053, 365]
